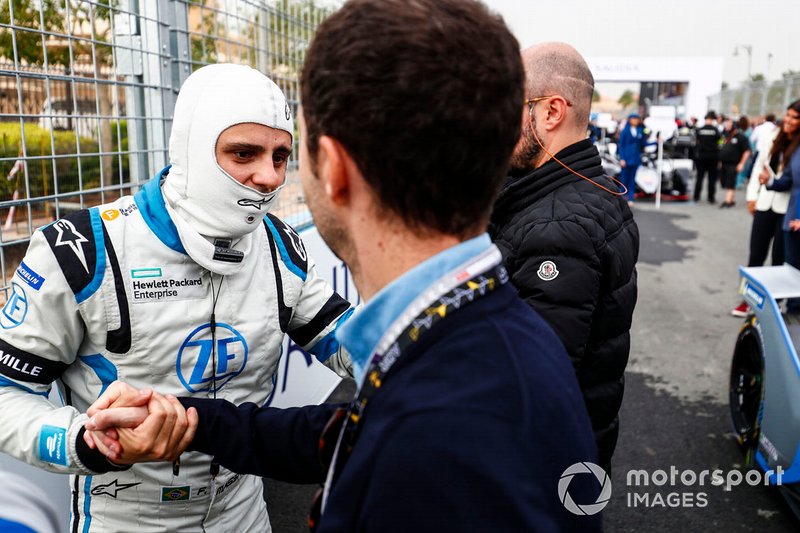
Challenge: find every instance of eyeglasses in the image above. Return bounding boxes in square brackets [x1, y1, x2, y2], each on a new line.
[524, 95, 573, 109]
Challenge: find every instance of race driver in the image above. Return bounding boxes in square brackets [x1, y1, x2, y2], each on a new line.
[0, 63, 353, 532]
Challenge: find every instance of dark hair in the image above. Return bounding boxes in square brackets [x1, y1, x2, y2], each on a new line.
[301, 0, 523, 237]
[737, 116, 749, 131]
[766, 113, 776, 123]
[705, 111, 716, 120]
[770, 99, 800, 170]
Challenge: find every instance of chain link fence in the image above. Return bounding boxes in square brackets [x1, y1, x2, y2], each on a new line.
[0, 0, 335, 296]
[708, 76, 800, 118]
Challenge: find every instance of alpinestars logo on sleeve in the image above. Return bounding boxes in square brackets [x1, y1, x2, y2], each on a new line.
[54, 220, 90, 272]
[283, 227, 307, 262]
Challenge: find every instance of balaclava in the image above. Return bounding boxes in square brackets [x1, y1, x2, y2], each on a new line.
[161, 63, 294, 274]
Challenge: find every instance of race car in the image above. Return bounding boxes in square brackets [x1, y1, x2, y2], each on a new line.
[730, 265, 800, 517]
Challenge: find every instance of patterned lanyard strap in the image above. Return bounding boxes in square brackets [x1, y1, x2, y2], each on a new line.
[326, 247, 509, 495]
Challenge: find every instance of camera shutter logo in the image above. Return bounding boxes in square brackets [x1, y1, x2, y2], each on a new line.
[558, 462, 612, 515]
[537, 260, 559, 281]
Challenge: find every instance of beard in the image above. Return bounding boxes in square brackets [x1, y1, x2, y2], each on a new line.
[509, 118, 543, 174]
[305, 182, 357, 275]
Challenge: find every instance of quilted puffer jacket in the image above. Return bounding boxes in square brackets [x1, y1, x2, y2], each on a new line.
[489, 138, 639, 469]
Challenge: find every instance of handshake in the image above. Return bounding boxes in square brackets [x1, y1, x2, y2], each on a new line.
[83, 381, 199, 465]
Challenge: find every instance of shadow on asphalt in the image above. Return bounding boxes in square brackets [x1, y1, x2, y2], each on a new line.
[604, 371, 796, 532]
[634, 208, 697, 266]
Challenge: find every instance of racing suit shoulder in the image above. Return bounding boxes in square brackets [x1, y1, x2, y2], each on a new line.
[261, 215, 354, 377]
[40, 208, 105, 303]
[263, 213, 308, 280]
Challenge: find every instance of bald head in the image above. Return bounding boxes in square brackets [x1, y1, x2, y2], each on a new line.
[522, 42, 594, 131]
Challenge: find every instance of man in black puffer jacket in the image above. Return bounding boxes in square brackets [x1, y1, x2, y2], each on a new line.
[490, 42, 639, 471]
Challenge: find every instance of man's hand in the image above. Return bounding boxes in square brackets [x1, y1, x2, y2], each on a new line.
[83, 382, 198, 464]
[737, 162, 744, 173]
[789, 219, 800, 232]
[748, 201, 757, 216]
[83, 381, 152, 454]
[759, 168, 771, 185]
[619, 159, 627, 168]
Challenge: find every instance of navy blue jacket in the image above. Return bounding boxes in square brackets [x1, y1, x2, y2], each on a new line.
[181, 283, 601, 532]
[617, 124, 647, 167]
[767, 149, 800, 231]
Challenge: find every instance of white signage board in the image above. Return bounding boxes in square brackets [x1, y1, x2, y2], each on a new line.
[645, 105, 677, 137]
[596, 112, 614, 129]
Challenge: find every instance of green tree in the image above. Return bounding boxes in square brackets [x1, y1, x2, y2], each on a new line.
[0, 0, 118, 188]
[783, 69, 800, 79]
[0, 0, 70, 65]
[592, 90, 600, 103]
[617, 89, 635, 109]
[749, 73, 765, 83]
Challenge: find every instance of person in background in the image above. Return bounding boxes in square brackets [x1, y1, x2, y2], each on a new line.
[735, 117, 755, 189]
[694, 111, 722, 204]
[719, 116, 751, 207]
[762, 100, 800, 312]
[617, 112, 647, 205]
[732, 117, 787, 317]
[751, 113, 777, 149]
[490, 42, 638, 472]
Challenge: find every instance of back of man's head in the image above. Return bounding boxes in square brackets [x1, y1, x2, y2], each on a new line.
[705, 111, 716, 122]
[301, 0, 523, 237]
[521, 42, 594, 132]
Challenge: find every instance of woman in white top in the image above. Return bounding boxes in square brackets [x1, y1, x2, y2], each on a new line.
[731, 123, 789, 316]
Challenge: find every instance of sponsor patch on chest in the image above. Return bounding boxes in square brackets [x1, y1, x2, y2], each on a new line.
[129, 265, 206, 303]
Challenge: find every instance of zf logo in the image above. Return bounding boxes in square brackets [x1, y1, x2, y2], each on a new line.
[176, 323, 248, 393]
[1, 282, 28, 329]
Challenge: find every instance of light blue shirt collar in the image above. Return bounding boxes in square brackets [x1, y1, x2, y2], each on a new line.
[336, 233, 492, 387]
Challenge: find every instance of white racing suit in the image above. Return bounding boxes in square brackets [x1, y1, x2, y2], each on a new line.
[0, 172, 353, 532]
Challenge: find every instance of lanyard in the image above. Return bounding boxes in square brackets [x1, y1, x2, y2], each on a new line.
[319, 246, 508, 512]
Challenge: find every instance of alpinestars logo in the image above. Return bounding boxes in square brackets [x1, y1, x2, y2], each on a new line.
[54, 219, 89, 272]
[91, 480, 141, 498]
[237, 192, 277, 210]
[283, 227, 307, 262]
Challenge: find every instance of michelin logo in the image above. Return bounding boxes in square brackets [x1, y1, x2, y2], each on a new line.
[743, 282, 765, 310]
[39, 425, 68, 466]
[15, 261, 45, 290]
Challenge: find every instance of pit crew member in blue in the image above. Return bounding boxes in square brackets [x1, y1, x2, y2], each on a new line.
[0, 63, 353, 532]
